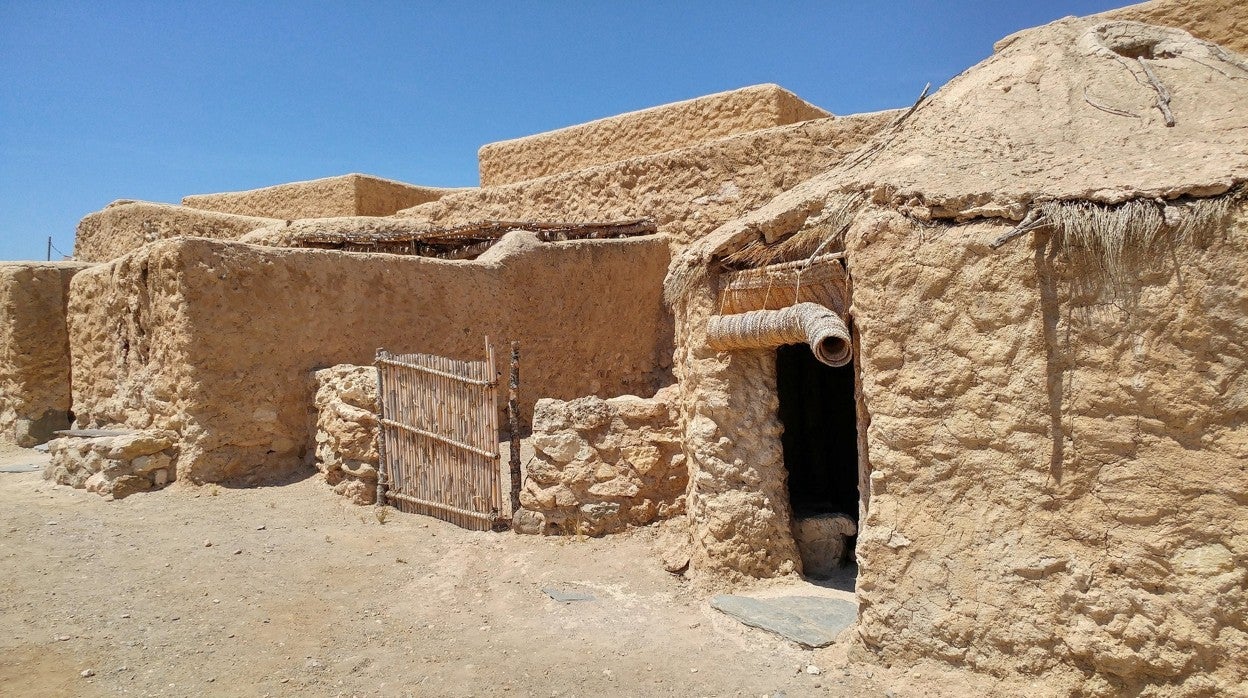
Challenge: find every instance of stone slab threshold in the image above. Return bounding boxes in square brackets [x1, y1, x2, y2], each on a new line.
[542, 587, 596, 603]
[710, 594, 856, 648]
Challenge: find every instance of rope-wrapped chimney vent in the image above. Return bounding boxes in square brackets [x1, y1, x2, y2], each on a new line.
[706, 302, 852, 367]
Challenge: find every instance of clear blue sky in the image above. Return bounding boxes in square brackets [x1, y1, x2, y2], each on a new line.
[0, 1, 1126, 261]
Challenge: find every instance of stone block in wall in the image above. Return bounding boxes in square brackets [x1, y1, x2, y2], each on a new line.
[313, 364, 379, 505]
[44, 429, 177, 499]
[517, 385, 686, 536]
[0, 262, 93, 446]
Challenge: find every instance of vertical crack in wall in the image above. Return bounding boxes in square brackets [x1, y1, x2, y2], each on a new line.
[1036, 232, 1068, 484]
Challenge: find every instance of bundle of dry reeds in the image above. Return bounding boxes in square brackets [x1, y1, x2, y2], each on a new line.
[707, 302, 852, 367]
[991, 185, 1245, 279]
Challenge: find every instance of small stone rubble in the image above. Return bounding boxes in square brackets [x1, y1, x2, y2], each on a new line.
[312, 364, 379, 505]
[44, 429, 177, 499]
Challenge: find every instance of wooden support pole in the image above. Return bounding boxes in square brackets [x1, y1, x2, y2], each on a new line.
[374, 349, 389, 508]
[507, 341, 522, 519]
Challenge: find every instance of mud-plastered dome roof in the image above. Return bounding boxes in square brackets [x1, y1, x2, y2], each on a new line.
[673, 16, 1248, 278]
[843, 18, 1248, 220]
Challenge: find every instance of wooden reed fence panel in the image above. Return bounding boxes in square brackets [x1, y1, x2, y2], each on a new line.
[375, 344, 503, 530]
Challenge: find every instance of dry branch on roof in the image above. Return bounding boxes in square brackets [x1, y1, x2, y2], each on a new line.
[721, 193, 866, 270]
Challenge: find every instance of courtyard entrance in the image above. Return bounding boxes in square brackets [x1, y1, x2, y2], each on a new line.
[375, 344, 505, 530]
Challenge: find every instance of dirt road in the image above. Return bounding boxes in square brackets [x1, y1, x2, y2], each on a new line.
[0, 443, 900, 697]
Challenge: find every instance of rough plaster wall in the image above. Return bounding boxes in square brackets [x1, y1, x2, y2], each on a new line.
[404, 112, 895, 249]
[0, 262, 92, 445]
[73, 201, 278, 263]
[182, 174, 460, 220]
[671, 282, 802, 583]
[69, 234, 672, 485]
[478, 84, 831, 186]
[846, 207, 1247, 696]
[1101, 0, 1248, 55]
[67, 246, 198, 439]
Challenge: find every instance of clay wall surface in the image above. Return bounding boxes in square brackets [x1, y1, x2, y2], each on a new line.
[73, 201, 277, 263]
[403, 112, 894, 249]
[844, 208, 1248, 695]
[516, 387, 686, 536]
[1102, 0, 1248, 54]
[0, 262, 92, 445]
[67, 233, 672, 485]
[182, 174, 464, 220]
[669, 273, 801, 582]
[479, 84, 830, 186]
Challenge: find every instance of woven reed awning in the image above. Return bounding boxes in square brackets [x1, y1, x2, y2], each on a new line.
[716, 252, 848, 315]
[708, 253, 853, 367]
[296, 218, 657, 259]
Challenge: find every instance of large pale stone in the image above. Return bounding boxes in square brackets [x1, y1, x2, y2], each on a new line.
[587, 478, 641, 499]
[530, 432, 584, 464]
[105, 433, 173, 460]
[131, 453, 172, 474]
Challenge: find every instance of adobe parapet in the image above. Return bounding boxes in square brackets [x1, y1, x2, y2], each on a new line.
[478, 84, 831, 186]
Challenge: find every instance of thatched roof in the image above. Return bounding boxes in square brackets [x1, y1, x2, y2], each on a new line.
[672, 17, 1248, 280]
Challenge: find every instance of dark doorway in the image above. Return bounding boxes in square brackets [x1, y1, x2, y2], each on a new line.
[776, 341, 860, 528]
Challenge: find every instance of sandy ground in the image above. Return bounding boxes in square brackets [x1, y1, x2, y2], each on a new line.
[0, 442, 910, 697]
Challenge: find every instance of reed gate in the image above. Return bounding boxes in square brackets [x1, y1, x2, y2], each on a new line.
[375, 344, 504, 530]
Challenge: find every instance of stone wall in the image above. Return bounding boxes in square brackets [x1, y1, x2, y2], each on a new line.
[313, 364, 379, 505]
[66, 232, 672, 485]
[401, 111, 895, 248]
[44, 429, 177, 499]
[182, 173, 464, 220]
[478, 84, 830, 186]
[669, 276, 802, 582]
[0, 262, 93, 446]
[516, 386, 686, 536]
[73, 201, 277, 263]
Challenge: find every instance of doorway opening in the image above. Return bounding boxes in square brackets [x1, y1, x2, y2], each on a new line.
[776, 342, 861, 579]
